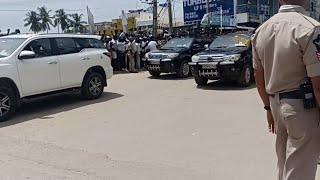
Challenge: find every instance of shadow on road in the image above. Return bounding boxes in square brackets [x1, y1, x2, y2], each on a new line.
[0, 92, 123, 128]
[148, 74, 193, 81]
[197, 80, 256, 91]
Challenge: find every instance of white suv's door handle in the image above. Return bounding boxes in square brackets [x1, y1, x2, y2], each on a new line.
[82, 57, 90, 60]
[48, 61, 58, 64]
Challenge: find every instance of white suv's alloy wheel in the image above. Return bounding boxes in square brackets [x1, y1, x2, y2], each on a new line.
[89, 77, 102, 96]
[0, 93, 10, 117]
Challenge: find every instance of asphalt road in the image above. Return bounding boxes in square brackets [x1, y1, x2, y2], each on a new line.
[0, 72, 319, 179]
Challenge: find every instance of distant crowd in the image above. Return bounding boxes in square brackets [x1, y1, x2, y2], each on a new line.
[100, 30, 173, 73]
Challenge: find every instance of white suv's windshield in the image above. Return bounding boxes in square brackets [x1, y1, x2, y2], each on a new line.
[162, 37, 194, 49]
[209, 34, 250, 49]
[0, 38, 26, 58]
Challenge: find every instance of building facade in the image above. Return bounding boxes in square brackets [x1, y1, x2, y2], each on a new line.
[183, 0, 318, 27]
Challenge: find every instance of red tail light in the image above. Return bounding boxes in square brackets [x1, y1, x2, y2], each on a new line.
[103, 52, 111, 58]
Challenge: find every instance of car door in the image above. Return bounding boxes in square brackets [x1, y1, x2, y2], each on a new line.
[16, 38, 61, 96]
[55, 37, 89, 88]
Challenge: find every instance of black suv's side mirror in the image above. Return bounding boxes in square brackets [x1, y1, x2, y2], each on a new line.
[192, 44, 201, 49]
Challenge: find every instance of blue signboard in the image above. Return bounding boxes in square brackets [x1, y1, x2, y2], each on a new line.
[183, 0, 234, 23]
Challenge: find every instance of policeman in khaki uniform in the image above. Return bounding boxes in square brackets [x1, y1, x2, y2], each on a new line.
[252, 0, 320, 179]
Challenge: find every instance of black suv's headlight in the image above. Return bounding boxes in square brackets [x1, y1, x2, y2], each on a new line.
[223, 54, 241, 62]
[191, 55, 200, 62]
[167, 53, 179, 59]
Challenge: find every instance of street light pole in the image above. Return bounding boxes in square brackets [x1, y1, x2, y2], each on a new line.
[168, 0, 174, 34]
[220, 5, 223, 35]
[206, 0, 210, 28]
[206, 0, 210, 13]
[153, 0, 158, 37]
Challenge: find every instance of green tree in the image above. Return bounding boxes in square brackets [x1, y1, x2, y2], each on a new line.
[38, 6, 53, 33]
[70, 13, 84, 33]
[54, 9, 69, 33]
[24, 11, 41, 33]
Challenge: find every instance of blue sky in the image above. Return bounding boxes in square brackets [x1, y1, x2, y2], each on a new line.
[0, 0, 183, 33]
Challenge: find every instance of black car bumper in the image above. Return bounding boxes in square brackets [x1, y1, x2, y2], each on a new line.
[146, 59, 176, 73]
[189, 61, 241, 80]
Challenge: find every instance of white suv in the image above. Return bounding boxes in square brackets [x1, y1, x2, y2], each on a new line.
[0, 34, 113, 121]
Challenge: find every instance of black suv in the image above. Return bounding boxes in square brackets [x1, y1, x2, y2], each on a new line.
[145, 37, 213, 78]
[188, 33, 253, 87]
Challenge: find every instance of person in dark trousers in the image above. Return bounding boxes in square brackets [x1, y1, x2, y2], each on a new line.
[117, 36, 128, 72]
[111, 36, 120, 71]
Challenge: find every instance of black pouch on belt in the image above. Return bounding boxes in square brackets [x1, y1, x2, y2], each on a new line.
[300, 81, 317, 109]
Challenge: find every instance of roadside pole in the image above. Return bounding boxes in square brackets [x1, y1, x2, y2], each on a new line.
[206, 0, 210, 13]
[168, 0, 174, 35]
[220, 5, 223, 35]
[153, 0, 158, 37]
[206, 0, 210, 31]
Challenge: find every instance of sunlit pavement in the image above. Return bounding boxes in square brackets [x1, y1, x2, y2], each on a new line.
[0, 72, 319, 179]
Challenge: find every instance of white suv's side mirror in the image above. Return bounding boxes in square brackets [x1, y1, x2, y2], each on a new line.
[204, 44, 209, 49]
[19, 50, 35, 59]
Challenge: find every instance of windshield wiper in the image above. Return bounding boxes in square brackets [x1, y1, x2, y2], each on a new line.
[210, 46, 229, 49]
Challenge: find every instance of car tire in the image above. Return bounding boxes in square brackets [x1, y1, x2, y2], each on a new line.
[177, 60, 190, 78]
[81, 72, 105, 100]
[195, 76, 208, 86]
[149, 71, 161, 77]
[237, 64, 252, 87]
[0, 86, 17, 122]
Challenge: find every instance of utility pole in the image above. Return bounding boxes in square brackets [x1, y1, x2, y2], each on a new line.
[206, 0, 210, 13]
[206, 0, 211, 29]
[153, 0, 158, 37]
[168, 0, 173, 34]
[220, 5, 223, 35]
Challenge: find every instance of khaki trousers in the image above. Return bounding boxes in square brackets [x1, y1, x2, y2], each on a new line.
[127, 52, 136, 72]
[270, 94, 320, 180]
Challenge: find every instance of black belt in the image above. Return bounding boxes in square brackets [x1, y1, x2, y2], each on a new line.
[270, 90, 303, 100]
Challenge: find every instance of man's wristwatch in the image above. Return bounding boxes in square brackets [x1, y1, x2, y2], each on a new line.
[264, 106, 271, 111]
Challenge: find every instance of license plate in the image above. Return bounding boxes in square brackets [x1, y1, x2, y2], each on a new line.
[202, 64, 216, 69]
[149, 59, 160, 65]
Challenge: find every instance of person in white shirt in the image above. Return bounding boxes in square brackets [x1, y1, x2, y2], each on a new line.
[111, 36, 119, 71]
[135, 37, 142, 69]
[146, 36, 158, 52]
[127, 37, 138, 73]
[117, 37, 128, 72]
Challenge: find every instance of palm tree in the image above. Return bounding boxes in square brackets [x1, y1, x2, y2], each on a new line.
[37, 6, 53, 33]
[54, 9, 69, 33]
[70, 13, 83, 33]
[24, 11, 41, 33]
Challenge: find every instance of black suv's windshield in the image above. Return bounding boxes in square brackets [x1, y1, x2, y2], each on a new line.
[162, 37, 194, 49]
[0, 38, 26, 58]
[209, 34, 250, 50]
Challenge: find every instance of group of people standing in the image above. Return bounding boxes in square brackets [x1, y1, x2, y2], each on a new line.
[101, 32, 159, 73]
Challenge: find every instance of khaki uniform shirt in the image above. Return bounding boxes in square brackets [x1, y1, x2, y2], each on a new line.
[252, 5, 320, 95]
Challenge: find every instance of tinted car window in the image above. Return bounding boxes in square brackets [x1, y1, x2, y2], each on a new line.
[74, 38, 105, 49]
[23, 38, 52, 58]
[55, 38, 79, 55]
[209, 34, 250, 49]
[162, 38, 194, 49]
[88, 38, 105, 48]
